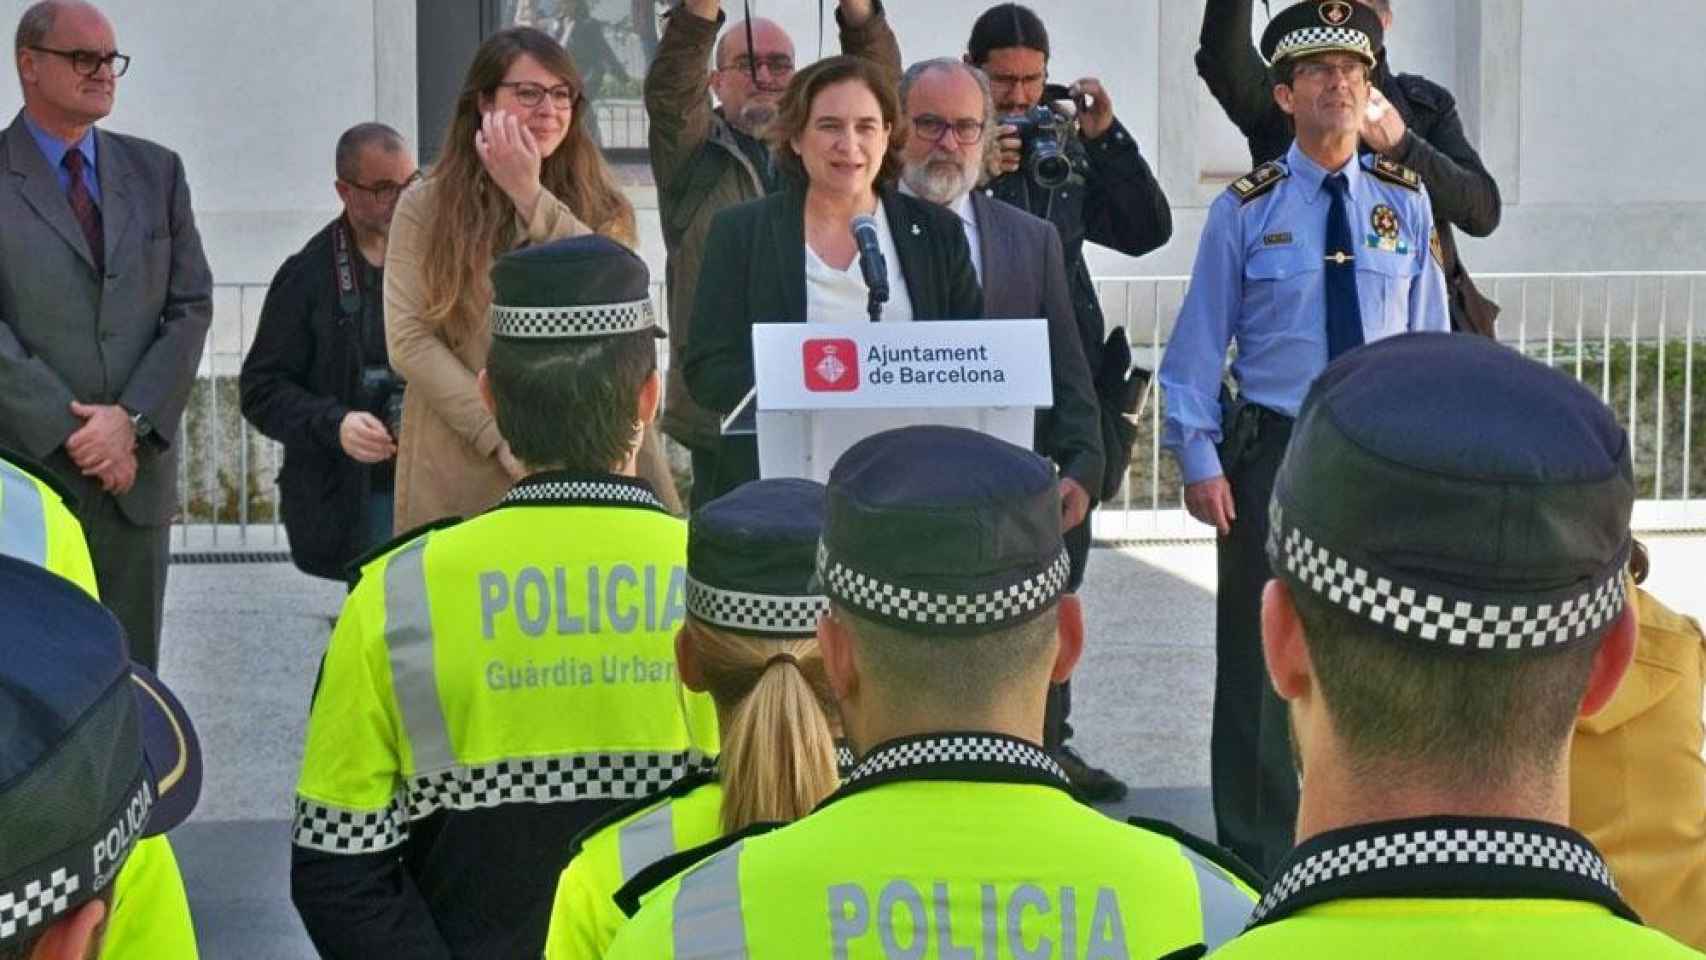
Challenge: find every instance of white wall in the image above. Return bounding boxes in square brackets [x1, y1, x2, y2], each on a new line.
[1, 0, 416, 284]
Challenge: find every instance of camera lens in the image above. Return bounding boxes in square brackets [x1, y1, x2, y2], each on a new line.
[1031, 148, 1072, 189]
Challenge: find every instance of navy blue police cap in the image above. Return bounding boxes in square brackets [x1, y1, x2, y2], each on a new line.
[687, 479, 829, 637]
[818, 426, 1069, 636]
[1267, 333, 1634, 654]
[1260, 0, 1382, 67]
[489, 234, 663, 340]
[0, 556, 202, 945]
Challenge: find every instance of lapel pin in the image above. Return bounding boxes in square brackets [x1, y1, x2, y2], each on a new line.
[910, 224, 921, 237]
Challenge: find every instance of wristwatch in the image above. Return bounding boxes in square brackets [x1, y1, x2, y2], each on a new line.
[125, 407, 158, 447]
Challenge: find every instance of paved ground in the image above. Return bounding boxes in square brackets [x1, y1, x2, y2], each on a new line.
[158, 535, 1706, 957]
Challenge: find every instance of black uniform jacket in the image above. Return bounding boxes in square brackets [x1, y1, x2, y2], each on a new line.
[239, 217, 386, 580]
[1196, 0, 1503, 332]
[683, 185, 983, 502]
[986, 117, 1171, 377]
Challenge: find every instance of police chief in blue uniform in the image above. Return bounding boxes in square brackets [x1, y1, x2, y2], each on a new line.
[1158, 0, 1448, 876]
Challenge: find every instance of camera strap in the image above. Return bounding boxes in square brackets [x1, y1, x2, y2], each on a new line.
[331, 217, 362, 318]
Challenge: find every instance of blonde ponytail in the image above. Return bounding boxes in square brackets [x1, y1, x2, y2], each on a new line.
[683, 619, 840, 834]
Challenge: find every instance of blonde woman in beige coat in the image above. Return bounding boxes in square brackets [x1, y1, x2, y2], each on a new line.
[386, 26, 680, 533]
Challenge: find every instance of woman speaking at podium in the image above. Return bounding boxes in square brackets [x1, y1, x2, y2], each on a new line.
[683, 55, 982, 504]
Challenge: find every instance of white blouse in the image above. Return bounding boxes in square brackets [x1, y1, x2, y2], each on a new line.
[804, 202, 916, 324]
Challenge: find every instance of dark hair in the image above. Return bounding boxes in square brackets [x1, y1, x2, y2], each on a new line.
[835, 602, 1058, 714]
[768, 56, 903, 188]
[1630, 539, 1650, 584]
[484, 331, 656, 472]
[965, 3, 1049, 67]
[1289, 586, 1604, 794]
[334, 122, 405, 182]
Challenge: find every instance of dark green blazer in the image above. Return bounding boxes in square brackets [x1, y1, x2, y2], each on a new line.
[684, 185, 983, 500]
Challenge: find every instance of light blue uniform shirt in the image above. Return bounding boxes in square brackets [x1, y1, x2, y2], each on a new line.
[1160, 142, 1449, 483]
[21, 110, 101, 205]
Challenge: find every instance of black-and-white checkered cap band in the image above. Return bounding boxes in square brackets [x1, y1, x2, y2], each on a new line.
[490, 297, 657, 339]
[1251, 825, 1617, 924]
[817, 542, 1070, 632]
[1, 775, 151, 944]
[686, 576, 828, 635]
[1271, 26, 1374, 64]
[1268, 502, 1627, 651]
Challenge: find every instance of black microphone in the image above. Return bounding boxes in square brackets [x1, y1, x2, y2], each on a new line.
[850, 214, 889, 307]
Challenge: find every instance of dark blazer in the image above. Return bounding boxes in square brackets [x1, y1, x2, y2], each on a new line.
[969, 191, 1105, 497]
[684, 185, 983, 501]
[0, 111, 213, 525]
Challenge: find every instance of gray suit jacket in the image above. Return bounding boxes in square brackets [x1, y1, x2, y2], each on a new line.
[969, 190, 1105, 495]
[0, 111, 212, 525]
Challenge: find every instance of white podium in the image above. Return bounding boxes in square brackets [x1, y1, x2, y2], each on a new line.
[732, 320, 1053, 483]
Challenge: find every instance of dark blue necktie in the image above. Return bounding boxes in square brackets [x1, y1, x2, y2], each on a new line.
[1323, 173, 1363, 360]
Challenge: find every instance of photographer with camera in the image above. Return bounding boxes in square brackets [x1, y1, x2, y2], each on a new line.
[966, 2, 1171, 801]
[240, 123, 416, 581]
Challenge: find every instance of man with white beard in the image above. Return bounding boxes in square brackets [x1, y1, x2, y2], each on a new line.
[899, 61, 1107, 784]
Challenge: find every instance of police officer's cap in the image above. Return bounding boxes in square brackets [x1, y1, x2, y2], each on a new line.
[489, 234, 663, 340]
[688, 479, 829, 637]
[1268, 333, 1634, 655]
[0, 557, 203, 946]
[1260, 1, 1382, 68]
[819, 426, 1069, 636]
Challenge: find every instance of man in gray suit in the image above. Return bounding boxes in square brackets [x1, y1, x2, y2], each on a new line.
[2, 0, 212, 666]
[899, 58, 1124, 799]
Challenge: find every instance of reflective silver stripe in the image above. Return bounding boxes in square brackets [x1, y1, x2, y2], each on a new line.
[0, 461, 48, 567]
[384, 538, 456, 775]
[1182, 847, 1254, 950]
[672, 840, 748, 958]
[619, 802, 677, 882]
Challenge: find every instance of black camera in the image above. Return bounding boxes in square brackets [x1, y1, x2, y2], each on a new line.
[998, 89, 1076, 189]
[358, 365, 406, 442]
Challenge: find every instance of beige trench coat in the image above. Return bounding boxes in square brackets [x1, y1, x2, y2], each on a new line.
[384, 179, 681, 533]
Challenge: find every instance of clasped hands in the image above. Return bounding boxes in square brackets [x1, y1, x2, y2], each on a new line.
[66, 401, 137, 494]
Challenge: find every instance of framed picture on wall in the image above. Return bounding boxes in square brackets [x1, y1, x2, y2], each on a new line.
[497, 0, 665, 158]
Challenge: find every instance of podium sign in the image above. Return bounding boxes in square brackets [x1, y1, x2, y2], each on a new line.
[748, 320, 1053, 482]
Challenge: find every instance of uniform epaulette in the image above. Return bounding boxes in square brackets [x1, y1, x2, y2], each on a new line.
[565, 767, 719, 861]
[0, 444, 78, 510]
[342, 515, 465, 588]
[1229, 161, 1288, 205]
[1126, 815, 1266, 890]
[614, 820, 784, 917]
[1366, 156, 1422, 192]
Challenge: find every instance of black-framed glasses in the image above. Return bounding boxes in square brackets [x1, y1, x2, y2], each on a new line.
[494, 81, 578, 111]
[911, 114, 987, 146]
[721, 54, 795, 77]
[28, 46, 130, 78]
[343, 171, 421, 204]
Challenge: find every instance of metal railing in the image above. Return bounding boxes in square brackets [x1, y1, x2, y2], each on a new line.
[179, 271, 1706, 552]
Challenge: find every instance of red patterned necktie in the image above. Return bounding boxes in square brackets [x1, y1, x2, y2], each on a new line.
[61, 148, 105, 272]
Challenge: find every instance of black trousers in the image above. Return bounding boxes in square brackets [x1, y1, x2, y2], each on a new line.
[77, 489, 170, 669]
[1210, 412, 1298, 876]
[687, 445, 721, 511]
[1044, 512, 1092, 750]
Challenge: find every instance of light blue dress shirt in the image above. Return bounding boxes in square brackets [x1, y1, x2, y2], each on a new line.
[21, 111, 101, 205]
[1160, 141, 1449, 483]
